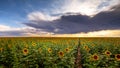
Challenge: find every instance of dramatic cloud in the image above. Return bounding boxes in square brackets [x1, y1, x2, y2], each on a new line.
[91, 4, 120, 30]
[24, 3, 120, 34]
[0, 0, 120, 37]
[0, 25, 120, 37]
[0, 25, 55, 36]
[52, 0, 120, 16]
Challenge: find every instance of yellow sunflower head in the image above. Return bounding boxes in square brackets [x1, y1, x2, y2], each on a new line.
[86, 48, 90, 52]
[65, 48, 70, 52]
[104, 50, 111, 56]
[48, 48, 52, 53]
[91, 44, 95, 47]
[90, 54, 99, 61]
[83, 45, 88, 49]
[38, 48, 42, 53]
[115, 54, 120, 61]
[32, 42, 36, 46]
[58, 51, 64, 58]
[23, 48, 29, 55]
[0, 48, 3, 52]
[8, 45, 12, 48]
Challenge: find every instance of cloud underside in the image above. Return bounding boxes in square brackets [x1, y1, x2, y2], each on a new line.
[24, 4, 120, 34]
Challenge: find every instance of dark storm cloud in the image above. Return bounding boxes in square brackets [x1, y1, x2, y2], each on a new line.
[25, 14, 91, 34]
[91, 4, 120, 30]
[24, 4, 120, 34]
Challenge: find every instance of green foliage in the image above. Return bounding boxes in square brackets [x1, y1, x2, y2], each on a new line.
[0, 37, 78, 68]
[0, 37, 120, 68]
[80, 38, 120, 68]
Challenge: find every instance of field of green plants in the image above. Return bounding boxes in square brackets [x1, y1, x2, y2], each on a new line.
[0, 37, 120, 68]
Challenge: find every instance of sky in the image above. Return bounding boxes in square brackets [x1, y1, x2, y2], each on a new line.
[0, 0, 120, 37]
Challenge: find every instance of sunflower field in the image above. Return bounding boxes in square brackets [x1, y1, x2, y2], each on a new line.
[0, 37, 120, 68]
[80, 38, 120, 68]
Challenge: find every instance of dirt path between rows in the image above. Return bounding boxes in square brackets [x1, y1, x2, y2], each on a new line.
[75, 39, 82, 68]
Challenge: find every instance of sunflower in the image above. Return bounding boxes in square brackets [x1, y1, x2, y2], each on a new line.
[8, 45, 12, 48]
[23, 48, 29, 55]
[104, 50, 111, 56]
[86, 48, 90, 52]
[32, 42, 36, 46]
[115, 54, 120, 61]
[38, 48, 42, 53]
[0, 48, 3, 52]
[90, 53, 99, 61]
[83, 45, 88, 49]
[58, 51, 64, 58]
[48, 48, 52, 53]
[91, 44, 95, 47]
[65, 48, 70, 52]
